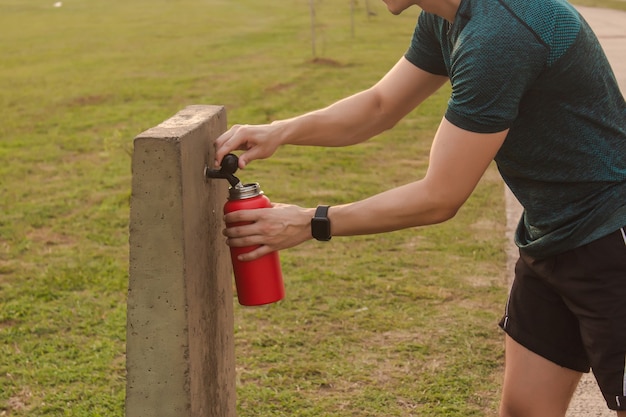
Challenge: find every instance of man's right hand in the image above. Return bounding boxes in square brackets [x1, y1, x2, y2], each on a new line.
[214, 123, 282, 169]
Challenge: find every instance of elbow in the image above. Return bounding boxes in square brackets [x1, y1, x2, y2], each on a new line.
[422, 191, 465, 224]
[420, 180, 469, 225]
[379, 117, 400, 134]
[369, 89, 403, 133]
[428, 205, 460, 224]
[376, 107, 403, 133]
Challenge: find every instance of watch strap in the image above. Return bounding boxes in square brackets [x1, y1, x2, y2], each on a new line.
[315, 205, 330, 219]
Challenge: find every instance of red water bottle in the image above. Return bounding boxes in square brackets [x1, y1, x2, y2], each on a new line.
[224, 183, 285, 306]
[205, 154, 285, 306]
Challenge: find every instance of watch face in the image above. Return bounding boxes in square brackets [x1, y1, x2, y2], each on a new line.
[312, 218, 331, 241]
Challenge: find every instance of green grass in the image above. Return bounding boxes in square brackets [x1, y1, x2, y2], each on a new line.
[0, 0, 621, 415]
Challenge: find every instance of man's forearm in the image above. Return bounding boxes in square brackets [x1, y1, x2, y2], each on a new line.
[270, 88, 397, 148]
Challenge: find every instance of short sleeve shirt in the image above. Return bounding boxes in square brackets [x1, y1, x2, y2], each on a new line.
[405, 0, 626, 258]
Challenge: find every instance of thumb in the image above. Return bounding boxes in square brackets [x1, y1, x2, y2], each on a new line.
[238, 148, 265, 168]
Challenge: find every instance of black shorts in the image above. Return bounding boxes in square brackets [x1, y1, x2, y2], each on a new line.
[499, 227, 626, 411]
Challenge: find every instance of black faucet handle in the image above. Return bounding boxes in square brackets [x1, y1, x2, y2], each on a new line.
[205, 153, 241, 187]
[221, 153, 239, 175]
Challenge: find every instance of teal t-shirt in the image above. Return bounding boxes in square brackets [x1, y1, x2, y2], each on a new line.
[405, 0, 626, 258]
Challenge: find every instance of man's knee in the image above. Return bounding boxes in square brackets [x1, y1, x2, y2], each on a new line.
[499, 400, 567, 417]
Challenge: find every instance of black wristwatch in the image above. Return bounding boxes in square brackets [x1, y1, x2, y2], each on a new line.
[311, 205, 332, 241]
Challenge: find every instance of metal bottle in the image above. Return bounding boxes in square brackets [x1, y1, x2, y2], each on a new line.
[205, 154, 285, 306]
[224, 182, 285, 306]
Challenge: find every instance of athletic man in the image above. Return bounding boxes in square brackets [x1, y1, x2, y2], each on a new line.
[214, 0, 626, 414]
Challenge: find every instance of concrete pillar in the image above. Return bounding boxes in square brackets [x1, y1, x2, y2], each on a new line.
[127, 105, 235, 417]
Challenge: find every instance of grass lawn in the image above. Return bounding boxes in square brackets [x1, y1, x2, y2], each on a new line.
[0, 0, 621, 415]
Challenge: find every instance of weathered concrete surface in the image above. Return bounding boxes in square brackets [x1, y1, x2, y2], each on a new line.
[127, 105, 235, 417]
[504, 7, 626, 416]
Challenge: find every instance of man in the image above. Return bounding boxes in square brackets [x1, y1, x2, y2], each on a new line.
[214, 0, 626, 415]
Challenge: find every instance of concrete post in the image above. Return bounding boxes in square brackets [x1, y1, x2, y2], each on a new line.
[127, 105, 236, 417]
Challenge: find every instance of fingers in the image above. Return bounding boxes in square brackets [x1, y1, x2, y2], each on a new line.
[213, 125, 243, 168]
[222, 210, 266, 247]
[223, 226, 262, 246]
[235, 245, 273, 262]
[213, 123, 277, 169]
[223, 226, 275, 262]
[220, 204, 310, 261]
[224, 207, 262, 225]
[214, 124, 257, 169]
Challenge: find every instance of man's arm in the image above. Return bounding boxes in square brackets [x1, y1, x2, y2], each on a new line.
[223, 118, 508, 260]
[328, 118, 508, 235]
[215, 57, 448, 168]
